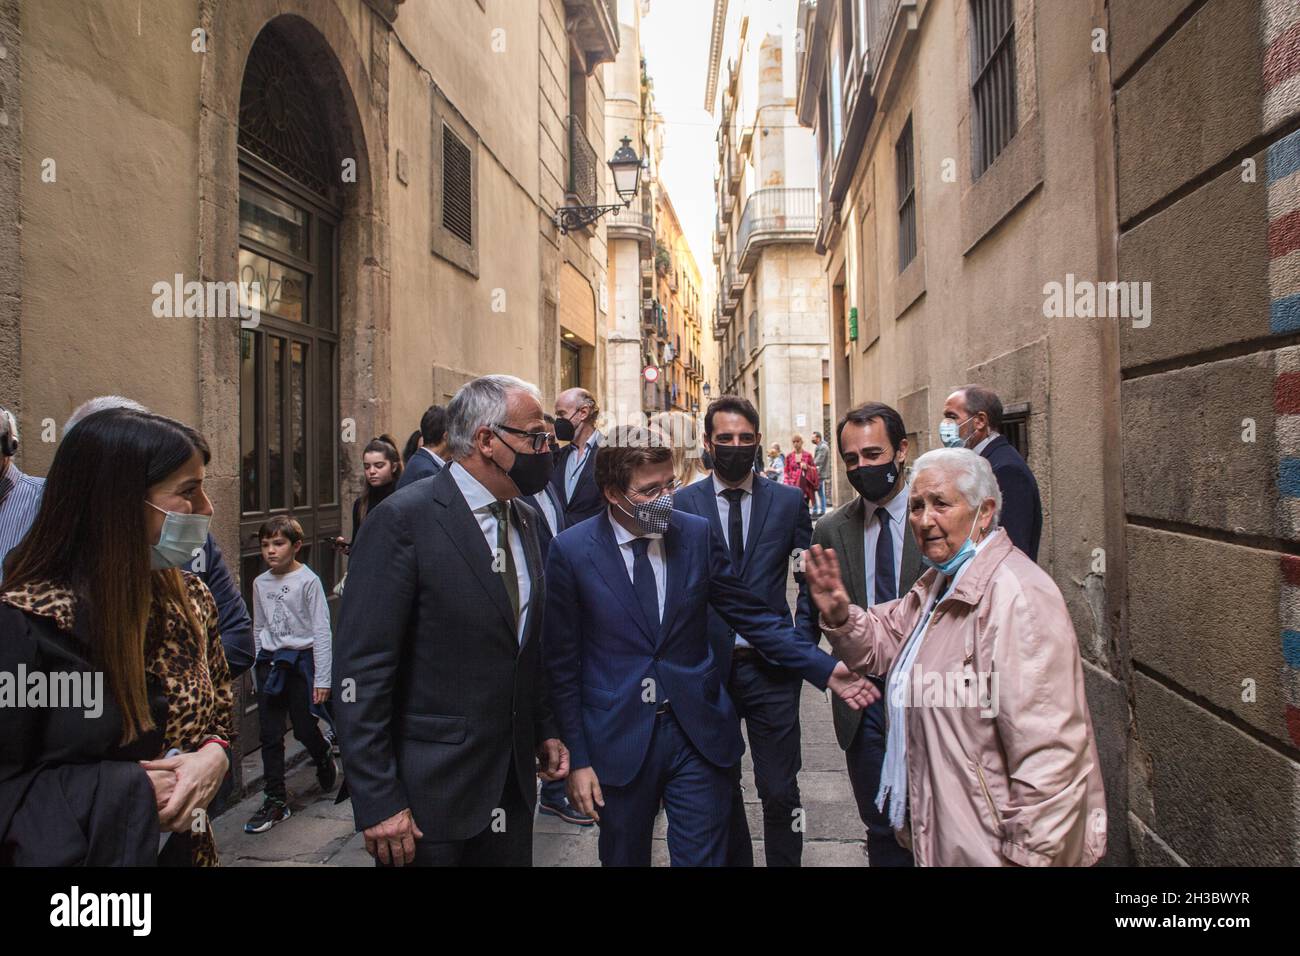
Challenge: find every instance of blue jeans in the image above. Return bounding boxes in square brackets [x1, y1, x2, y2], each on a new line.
[815, 479, 828, 514]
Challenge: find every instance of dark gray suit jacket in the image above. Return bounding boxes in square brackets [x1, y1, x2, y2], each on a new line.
[809, 493, 922, 750]
[332, 466, 555, 840]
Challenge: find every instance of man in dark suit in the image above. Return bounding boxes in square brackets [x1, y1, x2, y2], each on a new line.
[675, 396, 813, 867]
[523, 415, 592, 826]
[333, 375, 568, 866]
[544, 426, 875, 866]
[395, 404, 449, 489]
[550, 387, 604, 524]
[808, 402, 921, 867]
[941, 385, 1042, 560]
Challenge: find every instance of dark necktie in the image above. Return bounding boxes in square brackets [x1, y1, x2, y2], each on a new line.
[487, 500, 520, 623]
[874, 506, 897, 605]
[721, 488, 745, 569]
[631, 537, 660, 632]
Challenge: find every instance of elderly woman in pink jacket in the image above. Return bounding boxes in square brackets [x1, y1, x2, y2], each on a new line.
[804, 447, 1107, 866]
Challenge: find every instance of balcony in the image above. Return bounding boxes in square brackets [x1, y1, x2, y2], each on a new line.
[737, 187, 817, 273]
[566, 115, 598, 209]
[607, 209, 654, 253]
[564, 0, 620, 71]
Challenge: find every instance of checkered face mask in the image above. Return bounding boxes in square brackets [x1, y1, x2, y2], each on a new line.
[622, 489, 675, 536]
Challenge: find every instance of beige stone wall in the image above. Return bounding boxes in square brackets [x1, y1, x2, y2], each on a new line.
[822, 0, 1130, 858]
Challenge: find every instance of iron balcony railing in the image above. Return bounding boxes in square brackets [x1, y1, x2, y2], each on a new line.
[567, 114, 598, 207]
[737, 187, 818, 270]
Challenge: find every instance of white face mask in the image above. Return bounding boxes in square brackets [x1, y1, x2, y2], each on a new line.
[145, 500, 211, 570]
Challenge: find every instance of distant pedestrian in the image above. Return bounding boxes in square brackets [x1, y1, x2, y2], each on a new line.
[941, 385, 1042, 561]
[401, 429, 423, 468]
[651, 410, 710, 487]
[396, 405, 449, 489]
[765, 443, 785, 481]
[811, 431, 831, 516]
[335, 434, 403, 555]
[0, 407, 44, 582]
[245, 516, 337, 834]
[783, 434, 818, 509]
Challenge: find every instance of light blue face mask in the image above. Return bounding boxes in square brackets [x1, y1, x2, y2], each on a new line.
[938, 416, 973, 449]
[146, 500, 211, 570]
[920, 509, 983, 576]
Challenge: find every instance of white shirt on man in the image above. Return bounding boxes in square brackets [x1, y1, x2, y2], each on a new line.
[450, 461, 531, 644]
[607, 509, 666, 622]
[564, 429, 601, 501]
[712, 470, 755, 647]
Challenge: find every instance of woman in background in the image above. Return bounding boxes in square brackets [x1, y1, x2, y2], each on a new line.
[650, 411, 710, 487]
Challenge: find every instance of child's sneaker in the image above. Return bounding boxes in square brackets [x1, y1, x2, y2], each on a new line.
[244, 796, 291, 833]
[316, 754, 338, 792]
[326, 728, 340, 757]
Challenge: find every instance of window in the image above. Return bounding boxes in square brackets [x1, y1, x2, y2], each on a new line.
[829, 47, 844, 156]
[1002, 402, 1030, 459]
[442, 126, 473, 244]
[970, 0, 1018, 179]
[561, 341, 581, 391]
[431, 90, 479, 275]
[896, 116, 917, 271]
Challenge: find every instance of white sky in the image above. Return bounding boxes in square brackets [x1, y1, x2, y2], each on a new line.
[639, 0, 720, 298]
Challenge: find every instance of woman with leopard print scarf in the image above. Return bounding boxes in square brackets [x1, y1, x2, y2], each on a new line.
[0, 408, 234, 866]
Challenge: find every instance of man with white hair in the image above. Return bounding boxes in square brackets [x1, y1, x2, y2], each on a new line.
[0, 407, 45, 580]
[333, 374, 570, 866]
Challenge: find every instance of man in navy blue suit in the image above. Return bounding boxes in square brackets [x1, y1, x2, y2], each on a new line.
[675, 396, 813, 867]
[941, 385, 1042, 560]
[543, 425, 875, 866]
[395, 404, 449, 490]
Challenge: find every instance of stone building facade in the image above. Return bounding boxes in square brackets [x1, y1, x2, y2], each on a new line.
[797, 0, 1300, 865]
[708, 0, 831, 453]
[0, 0, 620, 780]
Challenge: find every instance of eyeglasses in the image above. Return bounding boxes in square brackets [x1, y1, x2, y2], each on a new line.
[628, 478, 682, 500]
[493, 424, 552, 454]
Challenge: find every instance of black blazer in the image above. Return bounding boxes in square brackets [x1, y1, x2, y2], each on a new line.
[981, 435, 1042, 562]
[395, 448, 442, 490]
[674, 474, 815, 676]
[809, 494, 923, 750]
[549, 434, 604, 525]
[332, 466, 555, 841]
[0, 603, 163, 865]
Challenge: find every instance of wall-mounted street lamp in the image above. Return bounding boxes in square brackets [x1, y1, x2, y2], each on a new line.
[554, 136, 643, 234]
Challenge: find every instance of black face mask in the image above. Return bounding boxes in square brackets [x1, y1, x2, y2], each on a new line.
[553, 415, 577, 443]
[847, 459, 899, 503]
[493, 433, 556, 496]
[711, 443, 757, 483]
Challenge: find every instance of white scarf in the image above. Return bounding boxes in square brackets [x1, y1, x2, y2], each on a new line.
[875, 534, 991, 831]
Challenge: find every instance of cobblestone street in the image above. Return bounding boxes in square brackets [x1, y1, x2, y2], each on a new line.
[213, 660, 868, 867]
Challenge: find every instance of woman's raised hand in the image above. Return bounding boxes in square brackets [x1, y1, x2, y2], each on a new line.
[805, 544, 850, 628]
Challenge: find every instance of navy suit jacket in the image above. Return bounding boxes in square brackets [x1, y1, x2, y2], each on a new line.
[395, 448, 442, 490]
[981, 435, 1042, 561]
[549, 436, 604, 525]
[186, 533, 254, 677]
[673, 475, 814, 676]
[542, 510, 837, 787]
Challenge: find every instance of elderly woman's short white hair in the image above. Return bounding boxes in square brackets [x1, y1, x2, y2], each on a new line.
[445, 374, 542, 459]
[911, 447, 1003, 526]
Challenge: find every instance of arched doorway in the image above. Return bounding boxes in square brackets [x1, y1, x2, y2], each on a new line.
[235, 23, 343, 743]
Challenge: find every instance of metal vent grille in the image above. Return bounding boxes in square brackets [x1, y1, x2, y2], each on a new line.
[442, 125, 473, 245]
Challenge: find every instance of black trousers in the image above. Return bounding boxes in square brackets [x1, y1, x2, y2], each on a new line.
[256, 660, 329, 802]
[844, 680, 915, 867]
[725, 652, 805, 867]
[380, 762, 534, 867]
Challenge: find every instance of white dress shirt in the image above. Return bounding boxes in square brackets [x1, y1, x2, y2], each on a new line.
[862, 481, 909, 607]
[564, 429, 602, 501]
[422, 446, 446, 470]
[712, 471, 755, 647]
[607, 509, 666, 622]
[535, 488, 560, 538]
[450, 462, 530, 643]
[972, 432, 998, 456]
